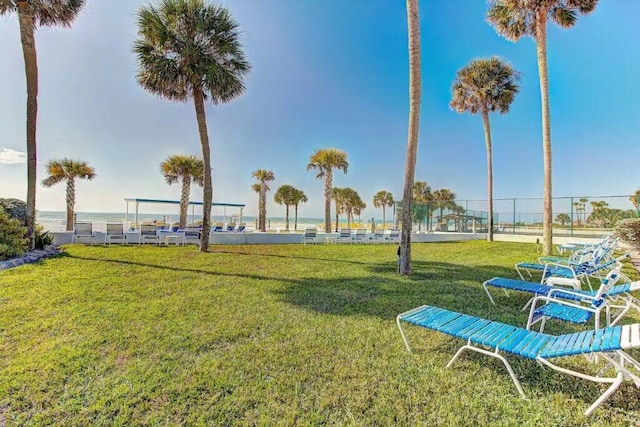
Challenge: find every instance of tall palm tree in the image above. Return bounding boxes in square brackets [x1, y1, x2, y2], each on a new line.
[1, 0, 86, 248]
[400, 0, 421, 275]
[41, 158, 95, 231]
[487, 0, 598, 255]
[373, 190, 394, 229]
[412, 181, 432, 231]
[432, 188, 456, 230]
[307, 148, 348, 232]
[291, 189, 308, 231]
[160, 154, 204, 229]
[134, 0, 251, 251]
[450, 57, 520, 242]
[274, 184, 297, 231]
[251, 169, 274, 232]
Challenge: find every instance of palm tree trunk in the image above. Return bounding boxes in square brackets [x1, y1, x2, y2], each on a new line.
[294, 204, 299, 231]
[193, 88, 211, 251]
[179, 176, 191, 229]
[536, 12, 553, 256]
[482, 109, 494, 242]
[324, 171, 333, 232]
[65, 178, 75, 232]
[259, 188, 266, 232]
[285, 204, 290, 230]
[335, 211, 339, 231]
[18, 4, 38, 249]
[400, 0, 421, 275]
[382, 206, 386, 229]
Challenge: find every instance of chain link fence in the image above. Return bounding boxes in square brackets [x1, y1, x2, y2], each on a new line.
[394, 195, 640, 236]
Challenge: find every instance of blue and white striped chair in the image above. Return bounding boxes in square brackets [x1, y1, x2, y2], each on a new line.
[483, 272, 640, 332]
[397, 305, 640, 416]
[515, 253, 630, 291]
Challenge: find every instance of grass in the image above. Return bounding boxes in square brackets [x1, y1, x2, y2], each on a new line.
[0, 240, 639, 426]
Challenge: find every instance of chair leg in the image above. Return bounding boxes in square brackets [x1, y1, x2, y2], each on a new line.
[584, 372, 624, 416]
[396, 316, 412, 352]
[482, 283, 496, 305]
[446, 341, 525, 399]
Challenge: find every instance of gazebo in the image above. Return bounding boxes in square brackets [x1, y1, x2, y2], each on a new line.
[124, 198, 245, 230]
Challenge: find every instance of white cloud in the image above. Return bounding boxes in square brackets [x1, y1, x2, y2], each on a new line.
[0, 148, 27, 164]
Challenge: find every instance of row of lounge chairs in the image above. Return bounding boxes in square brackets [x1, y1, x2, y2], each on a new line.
[302, 228, 400, 244]
[397, 235, 640, 416]
[72, 222, 236, 245]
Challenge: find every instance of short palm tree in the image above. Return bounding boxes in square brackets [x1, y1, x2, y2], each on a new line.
[629, 189, 640, 212]
[1, 0, 86, 248]
[291, 189, 308, 231]
[307, 148, 348, 232]
[450, 56, 520, 242]
[432, 188, 456, 230]
[555, 213, 571, 226]
[412, 181, 432, 231]
[487, 0, 598, 255]
[332, 187, 348, 231]
[41, 158, 95, 231]
[373, 190, 394, 229]
[274, 184, 297, 231]
[160, 154, 204, 229]
[400, 0, 422, 275]
[251, 169, 274, 232]
[134, 0, 251, 251]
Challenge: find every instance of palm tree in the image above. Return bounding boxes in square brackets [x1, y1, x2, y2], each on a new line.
[291, 189, 308, 231]
[373, 190, 394, 229]
[41, 158, 95, 231]
[555, 213, 570, 226]
[399, 0, 421, 275]
[274, 184, 297, 231]
[332, 187, 348, 230]
[450, 56, 520, 242]
[134, 0, 251, 251]
[1, 0, 86, 248]
[307, 148, 348, 232]
[160, 154, 204, 229]
[432, 189, 456, 231]
[412, 181, 432, 231]
[251, 169, 274, 232]
[629, 189, 640, 212]
[487, 0, 598, 255]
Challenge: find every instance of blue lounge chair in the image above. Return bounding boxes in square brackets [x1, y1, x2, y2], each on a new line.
[212, 222, 223, 232]
[483, 273, 640, 331]
[336, 228, 352, 244]
[515, 253, 630, 291]
[397, 305, 640, 416]
[302, 228, 317, 244]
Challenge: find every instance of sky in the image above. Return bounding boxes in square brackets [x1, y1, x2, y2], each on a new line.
[1, 0, 639, 220]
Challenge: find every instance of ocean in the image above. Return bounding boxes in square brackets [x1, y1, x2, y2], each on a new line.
[37, 211, 329, 233]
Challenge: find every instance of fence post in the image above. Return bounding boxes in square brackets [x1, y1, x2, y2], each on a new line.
[570, 197, 574, 237]
[512, 198, 516, 234]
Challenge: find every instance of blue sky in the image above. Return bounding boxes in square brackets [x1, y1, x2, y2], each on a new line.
[1, 0, 639, 219]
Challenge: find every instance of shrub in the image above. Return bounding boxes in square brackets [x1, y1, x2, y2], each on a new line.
[614, 218, 640, 250]
[34, 225, 54, 249]
[0, 198, 27, 224]
[0, 210, 28, 260]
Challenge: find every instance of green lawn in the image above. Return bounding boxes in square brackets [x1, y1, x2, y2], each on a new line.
[1, 241, 639, 426]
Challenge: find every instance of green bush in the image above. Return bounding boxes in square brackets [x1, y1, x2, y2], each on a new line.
[0, 198, 27, 224]
[614, 218, 640, 250]
[0, 210, 28, 260]
[34, 225, 54, 249]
